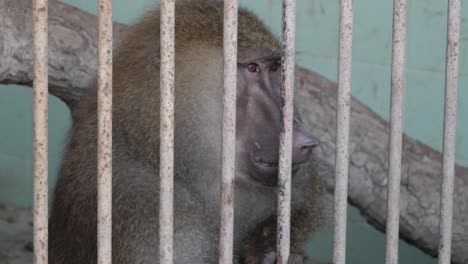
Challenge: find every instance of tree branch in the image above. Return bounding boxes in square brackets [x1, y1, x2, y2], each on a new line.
[0, 0, 126, 110]
[1, 0, 467, 263]
[295, 68, 468, 263]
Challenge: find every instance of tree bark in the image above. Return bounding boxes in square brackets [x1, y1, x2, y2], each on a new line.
[294, 69, 468, 263]
[0, 0, 126, 110]
[1, 0, 467, 263]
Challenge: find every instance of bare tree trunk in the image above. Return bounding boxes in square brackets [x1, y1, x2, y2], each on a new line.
[1, 0, 467, 262]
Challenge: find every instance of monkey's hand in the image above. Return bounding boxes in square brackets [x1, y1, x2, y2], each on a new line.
[243, 217, 309, 264]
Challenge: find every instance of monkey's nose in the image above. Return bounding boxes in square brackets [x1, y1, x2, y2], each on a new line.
[292, 125, 319, 165]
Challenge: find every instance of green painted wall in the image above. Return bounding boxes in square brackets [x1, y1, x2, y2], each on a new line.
[1, 0, 466, 263]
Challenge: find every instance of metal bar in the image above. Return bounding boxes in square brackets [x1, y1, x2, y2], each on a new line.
[159, 0, 175, 263]
[97, 0, 113, 263]
[218, 1, 238, 263]
[332, 0, 353, 263]
[438, 1, 461, 263]
[385, 1, 407, 264]
[32, 0, 48, 263]
[276, 1, 296, 263]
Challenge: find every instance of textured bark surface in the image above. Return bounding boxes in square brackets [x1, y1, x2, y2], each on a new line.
[0, 0, 126, 110]
[0, 0, 467, 263]
[294, 69, 468, 263]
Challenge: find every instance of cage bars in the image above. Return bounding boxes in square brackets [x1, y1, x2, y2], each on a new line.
[32, 0, 49, 263]
[96, 0, 113, 263]
[29, 0, 464, 263]
[276, 0, 297, 263]
[218, 0, 238, 263]
[438, 1, 461, 264]
[332, 0, 353, 263]
[159, 0, 176, 263]
[385, 1, 407, 264]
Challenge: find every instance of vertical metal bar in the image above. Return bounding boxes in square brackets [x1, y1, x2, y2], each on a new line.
[219, 1, 238, 263]
[385, 1, 407, 264]
[32, 0, 48, 263]
[276, 0, 296, 263]
[332, 0, 353, 263]
[438, 1, 461, 263]
[97, 0, 113, 263]
[159, 0, 175, 263]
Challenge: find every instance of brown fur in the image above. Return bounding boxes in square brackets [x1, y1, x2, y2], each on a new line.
[49, 1, 323, 263]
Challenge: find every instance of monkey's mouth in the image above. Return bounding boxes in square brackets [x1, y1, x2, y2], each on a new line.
[250, 153, 304, 185]
[251, 154, 308, 169]
[253, 157, 278, 168]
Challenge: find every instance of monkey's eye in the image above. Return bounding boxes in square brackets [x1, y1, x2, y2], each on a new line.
[246, 63, 260, 73]
[270, 62, 280, 72]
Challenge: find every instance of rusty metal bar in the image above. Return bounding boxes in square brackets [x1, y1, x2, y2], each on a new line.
[438, 1, 461, 263]
[159, 0, 175, 263]
[97, 0, 113, 263]
[276, 0, 296, 263]
[32, 0, 48, 263]
[332, 0, 353, 263]
[218, 1, 238, 263]
[385, 1, 407, 264]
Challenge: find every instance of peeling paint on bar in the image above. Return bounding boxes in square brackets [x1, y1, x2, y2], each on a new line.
[276, 0, 296, 263]
[159, 0, 175, 263]
[97, 0, 113, 263]
[385, 1, 407, 264]
[438, 1, 461, 264]
[218, 1, 238, 263]
[332, 0, 353, 264]
[32, 0, 49, 263]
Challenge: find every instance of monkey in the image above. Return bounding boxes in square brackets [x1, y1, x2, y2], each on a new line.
[48, 1, 324, 263]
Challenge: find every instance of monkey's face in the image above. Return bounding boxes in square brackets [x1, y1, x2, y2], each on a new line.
[235, 50, 318, 187]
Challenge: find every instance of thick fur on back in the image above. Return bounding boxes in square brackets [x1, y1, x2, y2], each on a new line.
[49, 1, 322, 263]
